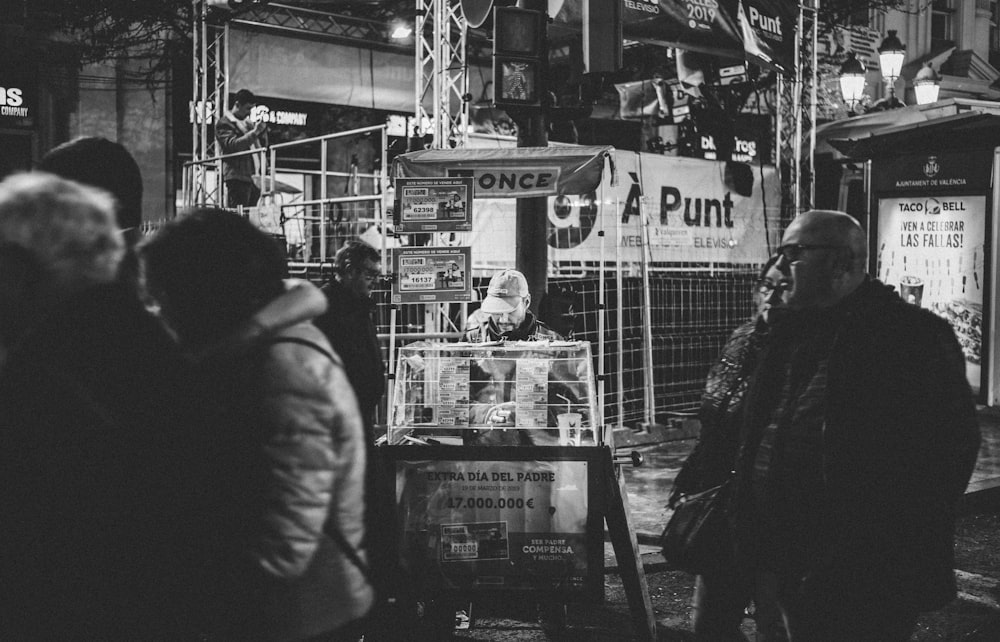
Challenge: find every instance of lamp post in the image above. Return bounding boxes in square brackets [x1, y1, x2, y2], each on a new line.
[877, 29, 906, 108]
[839, 51, 867, 116]
[914, 62, 941, 105]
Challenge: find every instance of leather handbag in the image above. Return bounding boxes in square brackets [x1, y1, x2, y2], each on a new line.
[659, 478, 733, 574]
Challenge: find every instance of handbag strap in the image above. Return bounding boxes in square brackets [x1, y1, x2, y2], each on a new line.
[261, 335, 374, 585]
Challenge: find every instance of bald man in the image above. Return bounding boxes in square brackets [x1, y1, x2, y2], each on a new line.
[725, 210, 980, 641]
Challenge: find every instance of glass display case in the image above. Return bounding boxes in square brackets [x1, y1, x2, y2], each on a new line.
[389, 340, 601, 447]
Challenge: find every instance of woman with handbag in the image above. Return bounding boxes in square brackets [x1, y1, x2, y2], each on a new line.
[666, 256, 787, 641]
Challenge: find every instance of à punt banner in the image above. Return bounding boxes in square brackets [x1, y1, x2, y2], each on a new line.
[466, 151, 776, 265]
[395, 458, 591, 593]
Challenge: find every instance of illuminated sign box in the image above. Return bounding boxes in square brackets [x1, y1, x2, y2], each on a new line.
[0, 82, 33, 128]
[384, 445, 605, 602]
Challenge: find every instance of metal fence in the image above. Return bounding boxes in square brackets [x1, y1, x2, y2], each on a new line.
[184, 138, 785, 432]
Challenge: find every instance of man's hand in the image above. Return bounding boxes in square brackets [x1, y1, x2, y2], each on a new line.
[253, 120, 268, 137]
[486, 401, 516, 425]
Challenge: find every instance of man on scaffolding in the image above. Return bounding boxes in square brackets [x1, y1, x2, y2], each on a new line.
[216, 88, 267, 209]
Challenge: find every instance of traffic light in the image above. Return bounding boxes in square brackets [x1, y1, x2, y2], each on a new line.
[492, 6, 546, 109]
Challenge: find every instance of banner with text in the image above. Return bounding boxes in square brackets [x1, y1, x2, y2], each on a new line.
[395, 458, 592, 594]
[469, 151, 775, 266]
[876, 195, 986, 390]
[622, 0, 744, 59]
[739, 0, 796, 73]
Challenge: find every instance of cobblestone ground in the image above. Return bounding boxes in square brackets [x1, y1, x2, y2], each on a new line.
[450, 512, 1000, 640]
[440, 430, 1000, 641]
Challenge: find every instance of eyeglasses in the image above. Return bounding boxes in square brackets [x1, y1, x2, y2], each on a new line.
[777, 243, 847, 263]
[756, 280, 777, 296]
[361, 268, 381, 280]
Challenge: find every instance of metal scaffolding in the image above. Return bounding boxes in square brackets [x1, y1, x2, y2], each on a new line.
[415, 0, 469, 149]
[777, 0, 820, 220]
[190, 0, 225, 206]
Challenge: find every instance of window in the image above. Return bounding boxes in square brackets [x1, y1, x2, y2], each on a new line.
[932, 0, 955, 51]
[991, 1, 1000, 65]
[848, 6, 869, 27]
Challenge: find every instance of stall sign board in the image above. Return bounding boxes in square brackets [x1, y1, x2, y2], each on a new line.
[876, 195, 986, 391]
[386, 445, 604, 601]
[394, 177, 473, 232]
[391, 246, 473, 304]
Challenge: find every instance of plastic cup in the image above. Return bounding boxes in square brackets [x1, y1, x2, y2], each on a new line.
[899, 275, 924, 307]
[557, 412, 582, 446]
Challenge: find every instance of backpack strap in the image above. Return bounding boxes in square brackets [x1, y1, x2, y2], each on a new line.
[260, 334, 375, 585]
[261, 335, 340, 366]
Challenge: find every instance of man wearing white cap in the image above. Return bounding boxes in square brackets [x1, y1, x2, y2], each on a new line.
[465, 269, 562, 342]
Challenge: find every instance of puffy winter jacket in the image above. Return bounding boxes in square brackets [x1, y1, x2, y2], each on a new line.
[192, 284, 373, 641]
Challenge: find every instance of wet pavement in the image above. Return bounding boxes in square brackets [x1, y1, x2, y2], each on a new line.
[447, 407, 1000, 640]
[620, 405, 1000, 540]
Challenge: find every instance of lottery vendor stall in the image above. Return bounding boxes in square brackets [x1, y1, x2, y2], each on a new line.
[381, 146, 655, 640]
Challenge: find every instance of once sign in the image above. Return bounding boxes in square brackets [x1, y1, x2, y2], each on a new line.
[448, 167, 562, 197]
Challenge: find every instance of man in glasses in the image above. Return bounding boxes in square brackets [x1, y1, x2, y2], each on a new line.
[315, 239, 384, 431]
[313, 239, 394, 639]
[729, 210, 979, 640]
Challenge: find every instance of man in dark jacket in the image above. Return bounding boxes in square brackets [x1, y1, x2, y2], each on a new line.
[312, 239, 396, 639]
[313, 239, 385, 433]
[216, 88, 267, 208]
[734, 210, 979, 640]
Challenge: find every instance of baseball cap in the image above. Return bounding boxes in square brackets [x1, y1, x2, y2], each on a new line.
[480, 269, 528, 314]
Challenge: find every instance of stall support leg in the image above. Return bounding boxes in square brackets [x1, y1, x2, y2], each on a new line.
[603, 452, 656, 641]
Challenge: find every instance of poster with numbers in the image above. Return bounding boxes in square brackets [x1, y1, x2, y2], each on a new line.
[391, 246, 472, 304]
[394, 177, 473, 232]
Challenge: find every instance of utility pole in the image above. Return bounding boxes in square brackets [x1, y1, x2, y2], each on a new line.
[511, 0, 548, 313]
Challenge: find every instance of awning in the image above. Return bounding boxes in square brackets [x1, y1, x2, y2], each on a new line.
[814, 106, 930, 158]
[392, 146, 616, 198]
[828, 112, 1000, 159]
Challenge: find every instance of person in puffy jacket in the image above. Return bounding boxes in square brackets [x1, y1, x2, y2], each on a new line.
[0, 173, 196, 639]
[139, 208, 372, 641]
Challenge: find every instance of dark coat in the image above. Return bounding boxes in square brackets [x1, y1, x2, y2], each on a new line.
[670, 318, 766, 506]
[464, 310, 562, 343]
[736, 278, 980, 612]
[313, 278, 385, 431]
[0, 282, 195, 639]
[216, 111, 260, 184]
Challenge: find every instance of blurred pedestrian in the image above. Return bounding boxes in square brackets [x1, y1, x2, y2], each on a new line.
[139, 208, 372, 641]
[669, 255, 787, 641]
[312, 239, 400, 640]
[217, 88, 267, 208]
[38, 136, 144, 254]
[313, 239, 385, 434]
[0, 172, 190, 638]
[732, 210, 980, 641]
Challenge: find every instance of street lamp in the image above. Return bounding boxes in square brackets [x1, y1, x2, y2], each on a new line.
[389, 19, 413, 39]
[913, 62, 941, 105]
[839, 51, 867, 116]
[877, 30, 906, 107]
